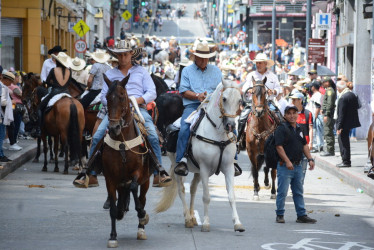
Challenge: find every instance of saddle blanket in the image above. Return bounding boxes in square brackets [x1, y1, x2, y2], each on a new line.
[81, 90, 102, 106]
[43, 93, 72, 107]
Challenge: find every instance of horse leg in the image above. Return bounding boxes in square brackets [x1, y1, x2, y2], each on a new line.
[53, 136, 59, 172]
[48, 136, 54, 162]
[264, 166, 271, 189]
[63, 141, 69, 174]
[270, 168, 277, 199]
[189, 173, 200, 226]
[176, 176, 192, 228]
[33, 137, 41, 163]
[200, 169, 211, 232]
[116, 188, 125, 220]
[59, 139, 64, 158]
[130, 179, 149, 240]
[42, 135, 48, 172]
[107, 187, 118, 248]
[251, 158, 260, 200]
[223, 166, 245, 232]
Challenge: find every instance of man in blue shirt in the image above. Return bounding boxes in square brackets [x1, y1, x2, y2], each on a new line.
[74, 39, 171, 189]
[174, 42, 241, 176]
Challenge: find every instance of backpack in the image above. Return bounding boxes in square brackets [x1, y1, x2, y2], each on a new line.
[264, 123, 290, 169]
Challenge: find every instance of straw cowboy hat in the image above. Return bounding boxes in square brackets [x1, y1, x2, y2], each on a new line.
[170, 36, 176, 40]
[70, 57, 86, 71]
[165, 70, 174, 79]
[91, 49, 111, 64]
[252, 53, 274, 67]
[193, 41, 216, 58]
[107, 39, 142, 59]
[179, 57, 193, 67]
[52, 52, 72, 68]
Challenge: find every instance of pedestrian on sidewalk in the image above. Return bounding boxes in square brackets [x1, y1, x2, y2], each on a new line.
[306, 81, 324, 152]
[8, 72, 24, 149]
[320, 77, 336, 157]
[335, 80, 361, 168]
[153, 18, 158, 32]
[274, 105, 316, 224]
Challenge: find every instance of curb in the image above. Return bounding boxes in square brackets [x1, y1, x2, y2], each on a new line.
[0, 144, 37, 180]
[315, 155, 374, 198]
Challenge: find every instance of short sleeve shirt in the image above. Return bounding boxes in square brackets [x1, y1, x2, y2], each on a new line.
[274, 122, 307, 162]
[89, 62, 112, 90]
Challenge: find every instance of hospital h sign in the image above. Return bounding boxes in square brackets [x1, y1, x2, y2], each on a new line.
[316, 13, 331, 30]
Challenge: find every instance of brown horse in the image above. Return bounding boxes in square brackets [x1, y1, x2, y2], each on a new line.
[245, 77, 278, 200]
[102, 74, 152, 247]
[29, 86, 85, 174]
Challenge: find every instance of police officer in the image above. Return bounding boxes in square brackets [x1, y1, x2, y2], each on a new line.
[320, 77, 336, 157]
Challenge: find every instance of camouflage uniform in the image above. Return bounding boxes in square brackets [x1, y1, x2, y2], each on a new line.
[322, 86, 336, 154]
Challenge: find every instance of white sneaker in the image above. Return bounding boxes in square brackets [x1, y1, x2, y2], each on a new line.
[2, 146, 8, 150]
[4, 138, 10, 144]
[9, 144, 22, 151]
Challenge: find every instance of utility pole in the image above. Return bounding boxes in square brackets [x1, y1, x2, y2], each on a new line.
[271, 0, 276, 71]
[306, 0, 312, 72]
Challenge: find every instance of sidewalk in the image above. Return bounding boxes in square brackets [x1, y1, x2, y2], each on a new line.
[313, 138, 374, 198]
[0, 137, 37, 179]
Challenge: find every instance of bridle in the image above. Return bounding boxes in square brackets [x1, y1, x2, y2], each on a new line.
[251, 83, 269, 117]
[218, 86, 242, 119]
[107, 85, 131, 129]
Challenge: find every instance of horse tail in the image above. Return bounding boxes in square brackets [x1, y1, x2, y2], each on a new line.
[154, 159, 178, 213]
[68, 102, 81, 162]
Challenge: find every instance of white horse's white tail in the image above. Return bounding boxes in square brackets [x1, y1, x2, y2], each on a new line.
[154, 159, 179, 213]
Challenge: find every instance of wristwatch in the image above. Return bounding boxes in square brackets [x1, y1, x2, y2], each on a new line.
[307, 158, 315, 163]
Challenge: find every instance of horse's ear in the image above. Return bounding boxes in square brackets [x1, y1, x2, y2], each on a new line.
[222, 78, 229, 88]
[252, 76, 256, 85]
[103, 74, 112, 88]
[120, 73, 130, 88]
[262, 77, 267, 85]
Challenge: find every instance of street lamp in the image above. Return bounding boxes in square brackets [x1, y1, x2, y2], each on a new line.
[56, 6, 63, 45]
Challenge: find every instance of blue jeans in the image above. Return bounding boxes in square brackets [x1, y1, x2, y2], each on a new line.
[89, 108, 162, 175]
[176, 103, 200, 163]
[0, 124, 5, 157]
[276, 162, 306, 217]
[313, 114, 324, 149]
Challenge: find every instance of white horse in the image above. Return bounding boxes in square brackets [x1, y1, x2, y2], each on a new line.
[154, 50, 169, 63]
[155, 80, 245, 233]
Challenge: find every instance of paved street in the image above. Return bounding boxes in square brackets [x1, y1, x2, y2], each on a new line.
[1, 151, 374, 249]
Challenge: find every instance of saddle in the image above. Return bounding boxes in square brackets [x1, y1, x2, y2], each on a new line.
[86, 103, 102, 113]
[44, 92, 71, 114]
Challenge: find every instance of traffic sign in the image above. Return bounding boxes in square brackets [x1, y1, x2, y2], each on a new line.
[74, 39, 87, 53]
[73, 20, 90, 37]
[236, 31, 246, 42]
[308, 39, 325, 64]
[316, 13, 331, 30]
[123, 22, 131, 31]
[122, 10, 132, 21]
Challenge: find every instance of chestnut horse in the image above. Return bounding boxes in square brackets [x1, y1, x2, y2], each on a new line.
[102, 75, 153, 248]
[245, 77, 278, 200]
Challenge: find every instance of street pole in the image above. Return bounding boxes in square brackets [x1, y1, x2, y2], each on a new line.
[58, 15, 61, 45]
[271, 0, 276, 72]
[306, 0, 312, 73]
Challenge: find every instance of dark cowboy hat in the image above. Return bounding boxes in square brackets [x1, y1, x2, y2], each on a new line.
[48, 45, 67, 55]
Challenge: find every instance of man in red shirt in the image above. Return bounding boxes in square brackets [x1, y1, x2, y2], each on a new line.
[291, 92, 313, 183]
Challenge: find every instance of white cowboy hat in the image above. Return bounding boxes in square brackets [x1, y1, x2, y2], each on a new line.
[252, 53, 275, 67]
[52, 52, 72, 68]
[107, 39, 143, 59]
[70, 57, 86, 71]
[170, 36, 176, 40]
[165, 70, 174, 79]
[193, 41, 216, 58]
[179, 58, 193, 67]
[91, 49, 111, 64]
[154, 62, 160, 67]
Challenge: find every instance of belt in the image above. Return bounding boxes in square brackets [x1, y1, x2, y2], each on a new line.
[139, 104, 147, 109]
[280, 160, 301, 166]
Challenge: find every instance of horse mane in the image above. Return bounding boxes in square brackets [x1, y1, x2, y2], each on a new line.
[36, 86, 48, 99]
[151, 73, 169, 98]
[253, 84, 264, 98]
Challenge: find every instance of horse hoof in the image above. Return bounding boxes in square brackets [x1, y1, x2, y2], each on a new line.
[42, 167, 47, 172]
[185, 220, 194, 228]
[264, 184, 271, 190]
[253, 195, 260, 201]
[63, 169, 68, 175]
[234, 224, 245, 232]
[32, 158, 39, 163]
[201, 224, 210, 232]
[137, 228, 147, 240]
[107, 240, 118, 248]
[270, 194, 276, 199]
[54, 167, 59, 173]
[192, 217, 198, 226]
[139, 214, 149, 226]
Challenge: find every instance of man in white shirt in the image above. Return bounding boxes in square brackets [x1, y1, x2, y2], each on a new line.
[160, 37, 169, 52]
[40, 46, 67, 83]
[237, 53, 281, 143]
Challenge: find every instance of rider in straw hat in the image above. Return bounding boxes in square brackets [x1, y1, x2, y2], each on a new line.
[71, 57, 89, 85]
[173, 41, 242, 177]
[236, 53, 281, 144]
[40, 45, 67, 84]
[79, 49, 111, 109]
[74, 39, 171, 188]
[34, 52, 72, 137]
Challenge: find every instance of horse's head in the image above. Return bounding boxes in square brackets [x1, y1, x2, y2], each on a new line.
[251, 76, 267, 117]
[219, 79, 244, 133]
[104, 73, 131, 137]
[22, 73, 41, 104]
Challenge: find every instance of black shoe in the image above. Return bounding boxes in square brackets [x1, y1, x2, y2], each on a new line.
[296, 215, 317, 224]
[368, 168, 374, 180]
[0, 156, 12, 162]
[336, 162, 351, 168]
[174, 162, 188, 176]
[320, 152, 334, 157]
[276, 215, 285, 223]
[103, 196, 110, 209]
[234, 163, 242, 177]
